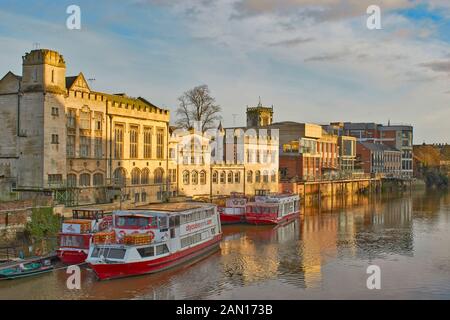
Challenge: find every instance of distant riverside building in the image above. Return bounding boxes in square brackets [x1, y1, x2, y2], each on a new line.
[356, 142, 402, 178]
[342, 122, 413, 179]
[0, 49, 172, 205]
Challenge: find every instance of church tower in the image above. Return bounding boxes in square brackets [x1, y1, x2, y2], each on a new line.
[246, 98, 273, 128]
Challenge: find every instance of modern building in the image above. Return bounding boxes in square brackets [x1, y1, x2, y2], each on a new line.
[0, 49, 172, 205]
[356, 142, 402, 178]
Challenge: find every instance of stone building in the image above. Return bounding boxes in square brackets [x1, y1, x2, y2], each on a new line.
[0, 49, 172, 205]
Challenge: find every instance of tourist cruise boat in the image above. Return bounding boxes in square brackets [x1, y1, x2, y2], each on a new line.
[86, 202, 222, 280]
[245, 194, 300, 225]
[218, 193, 247, 224]
[57, 208, 112, 265]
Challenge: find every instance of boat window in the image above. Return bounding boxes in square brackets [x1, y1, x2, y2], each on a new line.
[156, 244, 169, 255]
[169, 216, 180, 228]
[60, 235, 86, 248]
[116, 216, 155, 228]
[137, 246, 154, 258]
[158, 216, 168, 229]
[271, 207, 278, 214]
[180, 233, 203, 248]
[91, 247, 126, 259]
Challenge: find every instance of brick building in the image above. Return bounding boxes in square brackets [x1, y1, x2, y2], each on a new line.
[356, 142, 402, 178]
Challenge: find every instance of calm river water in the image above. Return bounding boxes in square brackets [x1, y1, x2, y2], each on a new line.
[1, 190, 449, 299]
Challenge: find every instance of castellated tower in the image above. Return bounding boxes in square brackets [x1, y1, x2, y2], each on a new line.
[246, 98, 273, 128]
[18, 49, 67, 188]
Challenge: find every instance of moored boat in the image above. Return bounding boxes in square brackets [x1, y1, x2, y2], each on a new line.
[245, 194, 300, 225]
[57, 208, 112, 265]
[218, 194, 247, 224]
[0, 259, 53, 280]
[86, 202, 222, 280]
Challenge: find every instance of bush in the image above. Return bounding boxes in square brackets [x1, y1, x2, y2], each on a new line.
[24, 207, 60, 241]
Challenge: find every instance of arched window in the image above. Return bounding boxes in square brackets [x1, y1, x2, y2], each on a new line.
[255, 170, 261, 183]
[79, 173, 91, 187]
[183, 171, 190, 185]
[141, 168, 150, 185]
[263, 170, 269, 183]
[113, 167, 126, 186]
[131, 168, 141, 185]
[192, 171, 199, 185]
[93, 173, 104, 186]
[67, 174, 77, 187]
[227, 171, 233, 183]
[154, 168, 164, 184]
[271, 170, 277, 182]
[200, 171, 206, 185]
[212, 171, 218, 184]
[246, 171, 253, 183]
[220, 171, 226, 184]
[234, 171, 240, 183]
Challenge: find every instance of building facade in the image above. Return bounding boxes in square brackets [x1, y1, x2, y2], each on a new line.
[356, 142, 402, 178]
[0, 49, 171, 205]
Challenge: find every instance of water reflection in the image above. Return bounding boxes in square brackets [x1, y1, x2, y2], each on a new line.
[1, 189, 449, 299]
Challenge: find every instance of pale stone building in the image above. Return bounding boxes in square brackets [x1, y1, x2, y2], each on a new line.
[0, 49, 172, 205]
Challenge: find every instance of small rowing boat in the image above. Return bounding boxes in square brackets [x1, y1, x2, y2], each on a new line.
[0, 260, 54, 280]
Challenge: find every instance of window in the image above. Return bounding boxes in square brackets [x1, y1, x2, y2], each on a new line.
[141, 168, 150, 185]
[67, 174, 77, 187]
[212, 171, 218, 184]
[141, 192, 147, 203]
[169, 148, 175, 159]
[131, 168, 141, 185]
[168, 169, 177, 183]
[67, 109, 76, 128]
[263, 170, 269, 183]
[114, 124, 124, 159]
[183, 171, 190, 185]
[156, 244, 169, 255]
[200, 171, 206, 185]
[113, 167, 126, 186]
[51, 134, 59, 144]
[137, 246, 154, 258]
[51, 107, 59, 116]
[154, 168, 164, 184]
[234, 172, 240, 183]
[130, 125, 138, 159]
[93, 173, 104, 186]
[48, 174, 62, 185]
[79, 110, 90, 130]
[94, 137, 102, 158]
[192, 171, 199, 185]
[134, 192, 140, 203]
[227, 172, 233, 183]
[144, 127, 152, 158]
[94, 113, 102, 131]
[220, 171, 226, 184]
[51, 69, 55, 83]
[271, 171, 277, 182]
[255, 170, 261, 183]
[80, 136, 90, 157]
[156, 128, 164, 159]
[67, 135, 75, 157]
[79, 173, 91, 186]
[247, 171, 253, 183]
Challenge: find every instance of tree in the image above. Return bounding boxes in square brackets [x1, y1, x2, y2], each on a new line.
[176, 85, 222, 132]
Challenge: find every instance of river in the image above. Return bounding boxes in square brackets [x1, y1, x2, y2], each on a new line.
[1, 189, 449, 299]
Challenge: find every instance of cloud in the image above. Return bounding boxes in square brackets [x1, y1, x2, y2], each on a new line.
[304, 52, 347, 62]
[420, 60, 450, 74]
[268, 36, 314, 47]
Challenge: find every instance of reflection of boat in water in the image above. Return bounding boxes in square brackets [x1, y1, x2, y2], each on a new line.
[246, 194, 300, 225]
[87, 202, 222, 280]
[0, 259, 54, 280]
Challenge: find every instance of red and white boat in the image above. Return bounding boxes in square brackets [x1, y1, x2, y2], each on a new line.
[245, 194, 300, 225]
[218, 194, 247, 224]
[86, 202, 222, 280]
[57, 208, 112, 265]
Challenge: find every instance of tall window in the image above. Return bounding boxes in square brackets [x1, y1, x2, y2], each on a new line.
[144, 127, 152, 158]
[183, 171, 190, 185]
[227, 171, 233, 183]
[79, 110, 90, 130]
[67, 134, 75, 157]
[156, 128, 164, 159]
[192, 171, 199, 185]
[200, 171, 206, 185]
[263, 170, 269, 183]
[130, 125, 138, 159]
[67, 109, 76, 128]
[67, 174, 77, 187]
[80, 136, 90, 157]
[234, 172, 240, 183]
[114, 124, 124, 159]
[94, 113, 102, 131]
[247, 171, 253, 183]
[220, 171, 226, 184]
[212, 171, 218, 184]
[94, 137, 102, 158]
[113, 167, 126, 186]
[168, 169, 177, 183]
[93, 173, 104, 186]
[271, 170, 277, 182]
[154, 168, 164, 184]
[79, 173, 91, 186]
[131, 168, 141, 185]
[255, 170, 261, 183]
[141, 168, 150, 184]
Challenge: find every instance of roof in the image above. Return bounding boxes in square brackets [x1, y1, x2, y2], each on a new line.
[359, 142, 400, 152]
[65, 76, 78, 88]
[132, 202, 215, 213]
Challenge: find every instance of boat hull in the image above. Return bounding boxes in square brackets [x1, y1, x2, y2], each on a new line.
[246, 211, 299, 225]
[220, 213, 246, 225]
[57, 249, 88, 265]
[89, 234, 222, 280]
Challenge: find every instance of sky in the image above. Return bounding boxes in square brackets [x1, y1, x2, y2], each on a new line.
[0, 0, 449, 143]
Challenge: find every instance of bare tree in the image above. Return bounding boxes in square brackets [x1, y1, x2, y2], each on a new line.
[175, 85, 222, 132]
